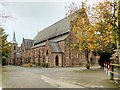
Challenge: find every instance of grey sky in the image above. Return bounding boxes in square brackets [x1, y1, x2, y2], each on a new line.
[2, 0, 101, 46]
[4, 2, 72, 46]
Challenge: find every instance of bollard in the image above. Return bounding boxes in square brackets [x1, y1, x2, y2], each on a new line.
[106, 62, 108, 74]
[108, 62, 110, 78]
[104, 62, 106, 71]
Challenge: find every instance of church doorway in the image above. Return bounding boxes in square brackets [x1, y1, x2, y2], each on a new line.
[13, 58, 15, 65]
[55, 55, 59, 66]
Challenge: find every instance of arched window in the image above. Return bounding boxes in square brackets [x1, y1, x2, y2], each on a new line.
[14, 46, 16, 50]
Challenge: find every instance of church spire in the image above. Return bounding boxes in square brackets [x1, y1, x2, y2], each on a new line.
[13, 32, 17, 43]
[82, 0, 86, 9]
[82, 2, 84, 8]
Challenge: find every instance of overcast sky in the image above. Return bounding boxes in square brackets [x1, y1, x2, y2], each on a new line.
[1, 0, 103, 46]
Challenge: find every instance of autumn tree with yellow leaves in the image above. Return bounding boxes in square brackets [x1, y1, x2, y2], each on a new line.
[67, 1, 118, 69]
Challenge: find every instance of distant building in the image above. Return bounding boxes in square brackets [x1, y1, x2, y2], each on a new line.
[10, 32, 22, 65]
[21, 38, 34, 64]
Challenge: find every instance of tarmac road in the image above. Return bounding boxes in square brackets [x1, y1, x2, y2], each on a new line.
[2, 65, 119, 88]
[2, 66, 84, 88]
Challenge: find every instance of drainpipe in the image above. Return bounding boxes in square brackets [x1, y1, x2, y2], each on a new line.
[62, 53, 63, 67]
[38, 48, 40, 66]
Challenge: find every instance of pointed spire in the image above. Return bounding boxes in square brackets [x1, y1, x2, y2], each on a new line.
[82, 0, 86, 9]
[13, 32, 17, 43]
[82, 2, 85, 9]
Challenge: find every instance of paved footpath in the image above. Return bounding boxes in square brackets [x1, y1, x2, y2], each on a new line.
[0, 65, 2, 89]
[2, 66, 119, 88]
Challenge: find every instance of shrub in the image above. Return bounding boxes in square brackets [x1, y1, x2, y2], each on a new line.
[2, 56, 6, 65]
[22, 63, 32, 67]
[45, 63, 48, 68]
[41, 63, 45, 67]
[29, 63, 32, 67]
[42, 63, 49, 68]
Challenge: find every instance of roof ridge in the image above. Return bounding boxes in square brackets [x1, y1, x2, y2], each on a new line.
[37, 9, 81, 34]
[34, 9, 80, 44]
[36, 17, 69, 39]
[24, 38, 34, 40]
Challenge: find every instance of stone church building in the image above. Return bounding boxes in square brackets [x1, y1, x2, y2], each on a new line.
[10, 7, 98, 67]
[30, 8, 98, 67]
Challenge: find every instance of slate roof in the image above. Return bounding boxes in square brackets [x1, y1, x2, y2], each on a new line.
[17, 47, 21, 52]
[23, 39, 34, 50]
[16, 52, 21, 58]
[32, 41, 46, 49]
[33, 9, 88, 49]
[34, 12, 78, 45]
[32, 33, 69, 49]
[49, 33, 69, 42]
[48, 42, 62, 53]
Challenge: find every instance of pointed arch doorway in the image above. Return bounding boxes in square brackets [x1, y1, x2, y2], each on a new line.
[55, 55, 59, 66]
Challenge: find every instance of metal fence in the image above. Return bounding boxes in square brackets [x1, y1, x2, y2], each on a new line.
[104, 62, 120, 86]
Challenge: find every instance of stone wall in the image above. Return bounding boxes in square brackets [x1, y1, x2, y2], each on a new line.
[31, 34, 98, 67]
[15, 58, 22, 66]
[33, 46, 45, 66]
[64, 33, 98, 67]
[22, 49, 31, 64]
[48, 53, 63, 67]
[10, 43, 18, 65]
[0, 38, 2, 65]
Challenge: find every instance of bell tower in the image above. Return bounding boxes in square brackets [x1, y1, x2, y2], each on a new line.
[11, 32, 18, 65]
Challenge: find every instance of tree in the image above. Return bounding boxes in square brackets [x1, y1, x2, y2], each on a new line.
[0, 0, 14, 27]
[90, 1, 119, 65]
[0, 27, 11, 65]
[68, 3, 98, 69]
[0, 28, 2, 64]
[66, 1, 117, 69]
[112, 1, 120, 63]
[118, 1, 120, 63]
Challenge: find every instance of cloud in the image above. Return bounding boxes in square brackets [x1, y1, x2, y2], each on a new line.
[4, 2, 68, 46]
[4, 0, 82, 2]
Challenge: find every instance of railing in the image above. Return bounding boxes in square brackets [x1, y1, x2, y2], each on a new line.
[110, 64, 120, 81]
[104, 62, 120, 86]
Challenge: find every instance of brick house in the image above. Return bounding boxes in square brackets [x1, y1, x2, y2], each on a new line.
[31, 8, 98, 67]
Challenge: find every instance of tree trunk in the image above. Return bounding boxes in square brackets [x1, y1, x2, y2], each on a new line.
[117, 41, 120, 64]
[116, 4, 120, 61]
[85, 50, 90, 69]
[78, 51, 81, 66]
